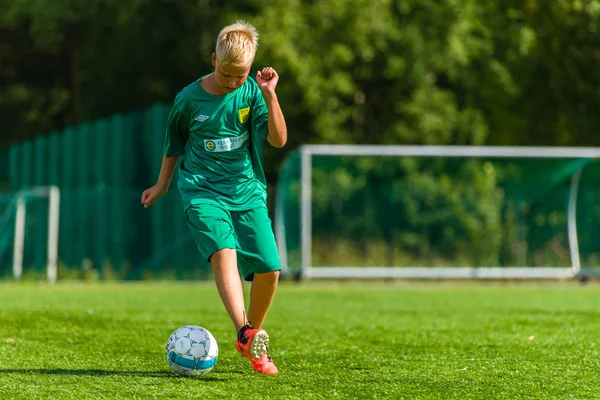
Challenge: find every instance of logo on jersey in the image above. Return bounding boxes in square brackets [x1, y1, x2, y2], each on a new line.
[204, 132, 249, 152]
[238, 107, 250, 124]
[195, 114, 210, 122]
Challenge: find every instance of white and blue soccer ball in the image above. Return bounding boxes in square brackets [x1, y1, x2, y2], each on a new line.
[165, 325, 218, 376]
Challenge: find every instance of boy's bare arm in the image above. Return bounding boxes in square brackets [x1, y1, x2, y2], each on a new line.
[141, 155, 180, 207]
[256, 67, 287, 148]
[264, 92, 287, 148]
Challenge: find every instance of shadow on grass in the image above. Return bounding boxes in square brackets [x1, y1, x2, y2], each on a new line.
[0, 368, 237, 380]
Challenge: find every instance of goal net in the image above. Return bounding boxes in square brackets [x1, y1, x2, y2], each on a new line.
[275, 146, 600, 279]
[0, 186, 60, 282]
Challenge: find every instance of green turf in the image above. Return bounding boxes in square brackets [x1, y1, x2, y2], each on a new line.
[0, 281, 599, 399]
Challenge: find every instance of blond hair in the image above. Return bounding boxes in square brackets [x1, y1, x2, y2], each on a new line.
[215, 21, 259, 68]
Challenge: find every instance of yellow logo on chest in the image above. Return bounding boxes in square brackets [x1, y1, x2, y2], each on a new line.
[238, 107, 250, 124]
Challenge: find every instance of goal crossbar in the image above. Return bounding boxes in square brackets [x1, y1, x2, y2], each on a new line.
[301, 145, 600, 158]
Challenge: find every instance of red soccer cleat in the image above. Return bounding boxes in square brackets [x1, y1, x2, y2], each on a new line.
[236, 323, 279, 375]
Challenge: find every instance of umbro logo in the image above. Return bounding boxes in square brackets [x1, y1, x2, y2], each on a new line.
[195, 114, 210, 122]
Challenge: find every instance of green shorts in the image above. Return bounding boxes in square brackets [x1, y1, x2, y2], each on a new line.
[184, 204, 281, 281]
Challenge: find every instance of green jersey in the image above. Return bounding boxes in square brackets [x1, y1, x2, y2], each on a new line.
[164, 76, 269, 211]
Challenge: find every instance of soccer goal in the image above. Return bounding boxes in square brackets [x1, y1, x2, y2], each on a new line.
[0, 186, 61, 283]
[275, 146, 600, 280]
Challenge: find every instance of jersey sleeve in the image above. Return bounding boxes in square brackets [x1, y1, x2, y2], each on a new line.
[163, 102, 189, 157]
[251, 88, 269, 140]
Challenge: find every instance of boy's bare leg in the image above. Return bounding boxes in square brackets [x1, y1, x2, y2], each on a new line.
[210, 248, 246, 331]
[247, 271, 280, 329]
[236, 270, 280, 374]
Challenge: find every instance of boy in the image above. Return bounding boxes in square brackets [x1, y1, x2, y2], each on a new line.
[141, 20, 287, 375]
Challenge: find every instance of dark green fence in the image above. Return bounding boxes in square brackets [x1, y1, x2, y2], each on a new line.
[2, 104, 208, 280]
[0, 147, 8, 191]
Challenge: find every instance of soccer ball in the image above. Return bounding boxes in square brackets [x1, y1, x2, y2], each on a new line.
[165, 325, 218, 376]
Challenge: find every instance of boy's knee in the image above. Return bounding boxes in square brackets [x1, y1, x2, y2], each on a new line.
[209, 248, 236, 267]
[256, 270, 280, 282]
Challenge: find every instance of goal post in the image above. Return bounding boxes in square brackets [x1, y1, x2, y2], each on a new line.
[1, 186, 61, 283]
[275, 145, 600, 280]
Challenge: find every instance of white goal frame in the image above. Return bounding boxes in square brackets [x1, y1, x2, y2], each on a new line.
[276, 145, 600, 280]
[11, 186, 61, 283]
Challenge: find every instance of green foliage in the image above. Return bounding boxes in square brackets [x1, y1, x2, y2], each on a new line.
[2, 0, 599, 151]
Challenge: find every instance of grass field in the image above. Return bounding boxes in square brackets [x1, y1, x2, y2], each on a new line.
[0, 281, 599, 399]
